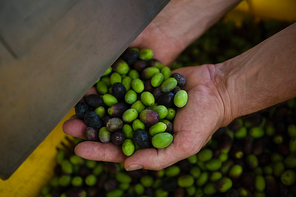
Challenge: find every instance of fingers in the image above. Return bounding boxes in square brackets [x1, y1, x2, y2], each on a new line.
[124, 127, 206, 171]
[63, 118, 87, 139]
[63, 86, 99, 138]
[74, 141, 126, 163]
[84, 87, 98, 97]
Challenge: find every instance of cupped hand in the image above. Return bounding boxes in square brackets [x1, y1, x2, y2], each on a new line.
[63, 64, 231, 171]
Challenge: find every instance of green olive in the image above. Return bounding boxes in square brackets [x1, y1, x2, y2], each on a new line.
[152, 133, 173, 149]
[161, 78, 178, 93]
[102, 94, 118, 106]
[173, 90, 188, 108]
[141, 91, 155, 107]
[149, 122, 167, 136]
[122, 109, 138, 123]
[125, 90, 137, 104]
[131, 78, 144, 93]
[139, 49, 154, 60]
[151, 73, 165, 87]
[122, 139, 135, 156]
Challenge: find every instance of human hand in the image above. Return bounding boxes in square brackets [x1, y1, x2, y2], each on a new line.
[130, 0, 241, 66]
[63, 0, 243, 171]
[129, 0, 193, 66]
[63, 64, 232, 171]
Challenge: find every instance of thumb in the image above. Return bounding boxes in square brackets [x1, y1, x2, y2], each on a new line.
[123, 130, 202, 171]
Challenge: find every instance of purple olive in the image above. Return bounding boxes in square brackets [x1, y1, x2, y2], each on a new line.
[111, 131, 125, 146]
[84, 127, 99, 141]
[139, 109, 159, 125]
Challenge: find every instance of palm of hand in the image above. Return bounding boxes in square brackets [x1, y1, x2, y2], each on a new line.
[63, 65, 226, 171]
[123, 65, 225, 170]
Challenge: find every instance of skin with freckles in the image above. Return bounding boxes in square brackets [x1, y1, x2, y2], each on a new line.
[63, 0, 296, 171]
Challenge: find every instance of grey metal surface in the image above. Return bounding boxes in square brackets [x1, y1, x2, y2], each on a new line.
[0, 0, 169, 180]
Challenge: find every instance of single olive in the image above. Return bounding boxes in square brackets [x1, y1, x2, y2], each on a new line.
[106, 117, 123, 132]
[249, 127, 264, 138]
[125, 90, 137, 104]
[75, 101, 89, 120]
[132, 119, 145, 130]
[133, 129, 150, 148]
[178, 175, 194, 188]
[116, 172, 132, 183]
[121, 49, 139, 65]
[255, 175, 266, 192]
[122, 124, 133, 139]
[161, 66, 171, 80]
[203, 183, 217, 195]
[112, 59, 130, 75]
[96, 81, 108, 94]
[196, 172, 209, 187]
[122, 76, 132, 91]
[110, 72, 122, 85]
[166, 108, 176, 121]
[205, 159, 222, 171]
[122, 109, 138, 123]
[85, 94, 103, 108]
[190, 166, 201, 179]
[158, 92, 174, 108]
[122, 139, 135, 156]
[94, 106, 106, 118]
[151, 72, 165, 87]
[131, 78, 145, 93]
[131, 100, 146, 113]
[102, 94, 118, 106]
[139, 48, 154, 61]
[128, 69, 140, 80]
[174, 90, 188, 108]
[165, 165, 181, 177]
[84, 111, 102, 129]
[107, 102, 128, 118]
[152, 132, 173, 149]
[216, 177, 233, 193]
[228, 165, 243, 180]
[112, 82, 126, 100]
[141, 91, 155, 107]
[84, 127, 99, 141]
[111, 131, 125, 146]
[149, 122, 167, 136]
[99, 127, 111, 143]
[141, 67, 160, 80]
[134, 60, 147, 72]
[61, 160, 73, 174]
[139, 109, 159, 125]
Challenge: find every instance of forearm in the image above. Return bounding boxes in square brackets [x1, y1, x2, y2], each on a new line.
[165, 0, 242, 49]
[214, 23, 296, 125]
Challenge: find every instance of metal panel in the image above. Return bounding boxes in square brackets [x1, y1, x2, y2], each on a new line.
[0, 0, 169, 180]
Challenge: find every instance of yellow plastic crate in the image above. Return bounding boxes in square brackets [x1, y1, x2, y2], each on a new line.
[235, 0, 296, 22]
[0, 109, 75, 197]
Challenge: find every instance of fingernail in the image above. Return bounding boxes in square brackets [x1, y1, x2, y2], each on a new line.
[126, 164, 143, 171]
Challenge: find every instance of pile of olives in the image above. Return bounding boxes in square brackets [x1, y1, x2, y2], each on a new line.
[75, 48, 188, 156]
[40, 18, 296, 197]
[40, 97, 296, 197]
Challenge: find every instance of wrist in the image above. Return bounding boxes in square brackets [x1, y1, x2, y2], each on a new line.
[208, 63, 237, 127]
[213, 23, 296, 125]
[168, 0, 242, 49]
